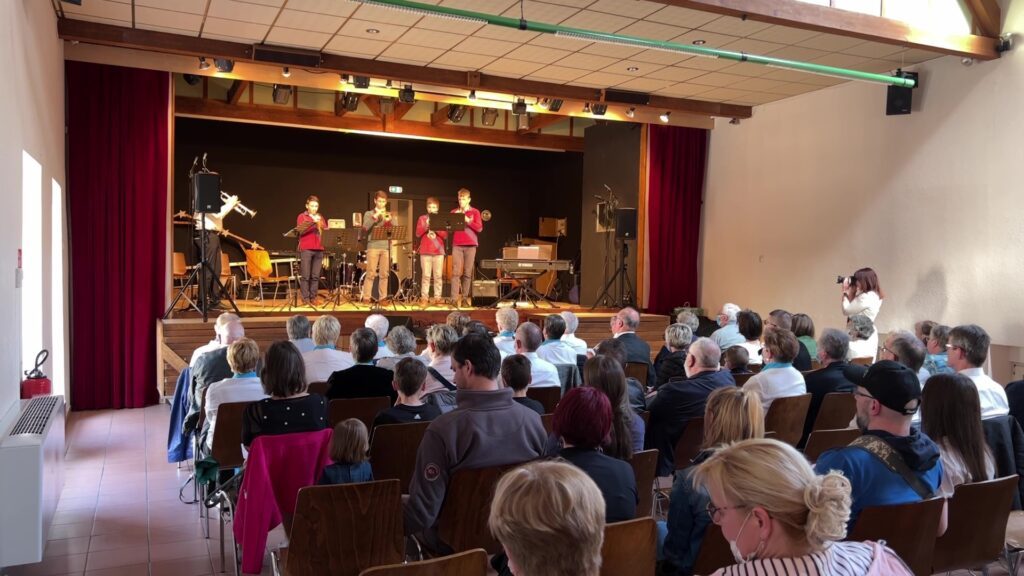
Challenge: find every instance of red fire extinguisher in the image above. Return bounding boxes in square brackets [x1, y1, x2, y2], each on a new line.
[21, 350, 51, 399]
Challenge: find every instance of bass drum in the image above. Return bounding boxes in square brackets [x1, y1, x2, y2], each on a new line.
[357, 269, 401, 300]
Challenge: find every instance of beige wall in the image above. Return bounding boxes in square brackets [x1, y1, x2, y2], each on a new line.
[700, 2, 1023, 381]
[0, 1, 66, 422]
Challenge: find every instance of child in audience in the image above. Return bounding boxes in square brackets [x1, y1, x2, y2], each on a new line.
[318, 418, 373, 485]
[723, 345, 751, 375]
[502, 354, 544, 415]
[372, 357, 442, 427]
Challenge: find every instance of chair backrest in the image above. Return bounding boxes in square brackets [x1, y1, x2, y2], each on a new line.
[733, 372, 755, 386]
[803, 428, 861, 462]
[674, 417, 705, 471]
[541, 413, 553, 435]
[932, 474, 1019, 573]
[848, 497, 945, 576]
[286, 480, 404, 576]
[329, 397, 391, 430]
[629, 449, 657, 518]
[600, 518, 656, 576]
[358, 549, 487, 576]
[437, 465, 517, 554]
[764, 393, 812, 446]
[308, 381, 329, 396]
[526, 386, 561, 414]
[554, 362, 581, 393]
[812, 392, 856, 432]
[624, 362, 648, 388]
[210, 401, 252, 470]
[850, 356, 874, 366]
[173, 252, 188, 276]
[220, 252, 232, 278]
[245, 249, 273, 279]
[691, 523, 733, 575]
[369, 421, 430, 493]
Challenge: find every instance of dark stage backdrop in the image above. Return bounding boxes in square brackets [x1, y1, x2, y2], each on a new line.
[173, 118, 583, 293]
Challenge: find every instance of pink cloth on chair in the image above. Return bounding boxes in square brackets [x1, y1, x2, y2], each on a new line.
[233, 429, 333, 573]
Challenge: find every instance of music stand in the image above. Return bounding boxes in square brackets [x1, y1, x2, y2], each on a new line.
[266, 226, 303, 312]
[324, 228, 361, 310]
[436, 215, 466, 305]
[366, 224, 407, 311]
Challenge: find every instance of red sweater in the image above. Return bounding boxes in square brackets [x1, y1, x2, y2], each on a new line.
[297, 212, 325, 251]
[451, 207, 483, 247]
[416, 214, 448, 255]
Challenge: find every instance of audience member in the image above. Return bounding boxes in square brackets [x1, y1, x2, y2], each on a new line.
[514, 322, 560, 388]
[326, 328, 397, 404]
[610, 307, 656, 388]
[709, 303, 744, 350]
[202, 338, 267, 452]
[661, 387, 763, 576]
[742, 329, 806, 412]
[645, 338, 734, 476]
[800, 328, 856, 447]
[365, 314, 393, 359]
[915, 319, 937, 347]
[462, 320, 490, 338]
[695, 439, 910, 575]
[242, 341, 327, 448]
[792, 313, 817, 360]
[375, 325, 418, 371]
[655, 310, 699, 371]
[372, 357, 441, 427]
[923, 324, 954, 377]
[846, 313, 877, 361]
[493, 308, 519, 355]
[736, 309, 763, 365]
[302, 315, 354, 383]
[655, 323, 692, 388]
[765, 309, 812, 370]
[489, 461, 605, 576]
[594, 338, 646, 413]
[947, 324, 1009, 419]
[920, 373, 995, 498]
[553, 387, 637, 522]
[422, 324, 459, 395]
[318, 418, 373, 485]
[723, 346, 750, 375]
[585, 355, 643, 458]
[187, 319, 245, 433]
[446, 311, 471, 335]
[814, 361, 944, 531]
[841, 267, 884, 323]
[501, 354, 544, 415]
[560, 311, 588, 355]
[189, 312, 239, 366]
[536, 314, 578, 364]
[286, 314, 314, 353]
[405, 333, 546, 539]
[881, 330, 928, 383]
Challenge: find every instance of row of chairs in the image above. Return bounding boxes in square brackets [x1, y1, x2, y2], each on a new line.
[172, 249, 299, 306]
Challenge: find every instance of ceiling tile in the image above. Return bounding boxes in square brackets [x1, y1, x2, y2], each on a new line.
[600, 60, 664, 77]
[653, 82, 714, 97]
[719, 37, 786, 55]
[503, 44, 573, 64]
[455, 36, 521, 56]
[502, 1, 580, 23]
[202, 18, 270, 41]
[629, 49, 692, 66]
[472, 26, 540, 43]
[282, 0, 358, 17]
[764, 45, 831, 61]
[528, 34, 592, 51]
[397, 28, 466, 50]
[687, 72, 748, 87]
[558, 10, 635, 33]
[671, 29, 740, 50]
[748, 25, 821, 45]
[323, 34, 393, 57]
[587, 0, 663, 18]
[675, 56, 734, 72]
[430, 51, 498, 70]
[796, 32, 865, 52]
[572, 71, 634, 87]
[135, 0, 208, 14]
[646, 6, 719, 28]
[698, 16, 772, 37]
[338, 19, 409, 42]
[647, 66, 706, 82]
[273, 9, 345, 34]
[714, 62, 773, 78]
[892, 48, 943, 63]
[135, 7, 203, 32]
[615, 20, 690, 42]
[727, 77, 789, 92]
[236, 0, 284, 6]
[378, 43, 447, 64]
[759, 68, 815, 82]
[135, 23, 201, 35]
[440, 0, 517, 15]
[526, 65, 590, 82]
[61, 0, 132, 22]
[578, 43, 645, 59]
[843, 41, 906, 59]
[207, 0, 280, 24]
[810, 52, 870, 67]
[480, 58, 547, 77]
[351, 3, 423, 26]
[855, 59, 901, 73]
[265, 26, 332, 49]
[612, 77, 675, 91]
[762, 82, 821, 96]
[557, 52, 620, 71]
[415, 16, 484, 35]
[695, 87, 751, 101]
[538, 0, 598, 6]
[725, 92, 785, 105]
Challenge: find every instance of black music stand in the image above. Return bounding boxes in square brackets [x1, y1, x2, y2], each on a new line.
[436, 215, 466, 305]
[365, 224, 407, 311]
[324, 228, 361, 310]
[266, 227, 303, 312]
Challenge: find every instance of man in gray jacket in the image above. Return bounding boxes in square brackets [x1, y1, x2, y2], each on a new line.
[404, 332, 547, 541]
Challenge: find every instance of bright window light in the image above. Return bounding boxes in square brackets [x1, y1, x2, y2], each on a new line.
[21, 151, 43, 376]
[51, 180, 65, 397]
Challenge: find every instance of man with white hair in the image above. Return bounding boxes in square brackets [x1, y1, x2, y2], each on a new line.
[710, 303, 744, 349]
[189, 312, 239, 367]
[303, 315, 354, 383]
[514, 322, 560, 388]
[186, 318, 245, 433]
[493, 308, 519, 356]
[559, 311, 588, 355]
[287, 315, 315, 353]
[610, 307, 655, 389]
[365, 314, 394, 359]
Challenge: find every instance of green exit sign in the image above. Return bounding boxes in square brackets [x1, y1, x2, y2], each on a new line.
[388, 186, 403, 194]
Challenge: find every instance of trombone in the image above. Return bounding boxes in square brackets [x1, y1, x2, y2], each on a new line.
[221, 191, 257, 218]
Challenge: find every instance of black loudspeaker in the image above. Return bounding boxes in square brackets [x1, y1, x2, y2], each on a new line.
[472, 280, 499, 306]
[886, 71, 918, 116]
[193, 172, 221, 213]
[615, 208, 637, 239]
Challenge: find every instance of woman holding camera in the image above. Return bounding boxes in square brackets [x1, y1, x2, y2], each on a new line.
[841, 268, 883, 322]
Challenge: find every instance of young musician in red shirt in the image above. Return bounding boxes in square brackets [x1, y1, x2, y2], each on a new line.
[450, 188, 483, 308]
[415, 196, 447, 307]
[297, 195, 326, 305]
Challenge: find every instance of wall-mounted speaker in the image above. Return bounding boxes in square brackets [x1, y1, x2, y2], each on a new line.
[615, 208, 637, 239]
[886, 71, 918, 116]
[193, 172, 221, 213]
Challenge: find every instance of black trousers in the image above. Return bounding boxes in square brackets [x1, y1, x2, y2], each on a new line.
[193, 231, 221, 302]
[300, 250, 324, 301]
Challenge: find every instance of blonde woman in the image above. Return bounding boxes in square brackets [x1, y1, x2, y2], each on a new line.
[489, 461, 605, 576]
[693, 438, 910, 575]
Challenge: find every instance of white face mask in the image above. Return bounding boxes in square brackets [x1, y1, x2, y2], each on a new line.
[728, 511, 762, 564]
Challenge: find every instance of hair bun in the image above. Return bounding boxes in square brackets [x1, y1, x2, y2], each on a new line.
[803, 472, 852, 548]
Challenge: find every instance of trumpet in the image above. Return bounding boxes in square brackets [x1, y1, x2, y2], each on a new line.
[221, 191, 257, 218]
[374, 208, 392, 222]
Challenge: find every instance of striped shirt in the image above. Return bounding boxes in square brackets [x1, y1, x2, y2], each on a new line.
[713, 541, 875, 576]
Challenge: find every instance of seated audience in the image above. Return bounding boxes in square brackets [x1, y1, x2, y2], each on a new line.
[375, 325, 418, 371]
[242, 341, 328, 448]
[560, 310, 588, 355]
[710, 302, 744, 349]
[189, 312, 239, 367]
[846, 313, 877, 361]
[372, 357, 441, 427]
[489, 461, 606, 576]
[585, 355, 644, 458]
[502, 354, 544, 415]
[920, 373, 995, 498]
[814, 361, 944, 531]
[881, 330, 928, 383]
[594, 338, 647, 412]
[405, 333, 546, 539]
[553, 386, 638, 522]
[947, 324, 1010, 419]
[766, 309, 812, 370]
[695, 438, 910, 575]
[661, 387, 764, 576]
[422, 324, 459, 395]
[462, 320, 490, 338]
[923, 324, 954, 377]
[187, 319, 245, 433]
[655, 323, 692, 388]
[537, 314, 578, 364]
[792, 313, 817, 360]
[365, 314, 394, 359]
[302, 315, 354, 383]
[514, 322, 561, 388]
[915, 319, 937, 347]
[742, 329, 806, 412]
[326, 328, 397, 404]
[493, 307, 519, 356]
[646, 338, 734, 476]
[446, 310, 471, 334]
[736, 309, 763, 365]
[610, 307, 656, 390]
[800, 328, 856, 447]
[319, 418, 373, 485]
[203, 338, 267, 452]
[723, 345, 751, 375]
[655, 310, 700, 371]
[286, 314, 315, 354]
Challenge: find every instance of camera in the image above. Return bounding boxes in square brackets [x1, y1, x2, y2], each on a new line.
[836, 275, 852, 285]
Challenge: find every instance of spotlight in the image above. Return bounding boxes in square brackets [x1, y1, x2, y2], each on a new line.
[198, 57, 211, 71]
[660, 111, 670, 123]
[591, 103, 608, 116]
[353, 75, 371, 89]
[729, 117, 741, 125]
[386, 79, 393, 88]
[399, 84, 416, 103]
[625, 107, 635, 118]
[379, 96, 395, 115]
[481, 108, 499, 126]
[516, 113, 530, 131]
[339, 74, 349, 84]
[547, 98, 563, 112]
[582, 102, 591, 114]
[341, 92, 361, 112]
[692, 39, 706, 45]
[272, 84, 292, 104]
[512, 98, 527, 115]
[447, 104, 466, 123]
[214, 58, 234, 73]
[281, 67, 291, 78]
[183, 74, 201, 86]
[468, 89, 476, 100]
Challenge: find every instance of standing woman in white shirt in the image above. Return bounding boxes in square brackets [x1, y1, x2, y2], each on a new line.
[841, 268, 883, 359]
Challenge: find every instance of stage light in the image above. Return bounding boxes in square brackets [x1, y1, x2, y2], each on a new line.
[481, 108, 499, 126]
[341, 92, 361, 111]
[625, 107, 636, 118]
[183, 74, 201, 86]
[272, 84, 292, 104]
[516, 113, 530, 131]
[198, 57, 211, 71]
[339, 74, 349, 84]
[379, 96, 395, 115]
[547, 98, 563, 112]
[353, 75, 371, 89]
[512, 97, 527, 115]
[214, 58, 234, 73]
[660, 111, 670, 123]
[281, 67, 291, 78]
[582, 102, 591, 114]
[591, 103, 608, 116]
[447, 104, 466, 123]
[468, 89, 476, 100]
[399, 84, 415, 103]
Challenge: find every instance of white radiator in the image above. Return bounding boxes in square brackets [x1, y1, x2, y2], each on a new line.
[0, 395, 65, 568]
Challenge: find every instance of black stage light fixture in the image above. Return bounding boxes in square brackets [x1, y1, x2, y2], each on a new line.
[272, 84, 292, 104]
[512, 97, 527, 115]
[447, 104, 466, 123]
[379, 96, 395, 115]
[515, 113, 530, 131]
[582, 102, 591, 114]
[547, 98, 563, 112]
[481, 107, 499, 126]
[214, 58, 234, 73]
[591, 103, 608, 116]
[353, 75, 371, 89]
[399, 84, 416, 103]
[341, 91, 361, 112]
[198, 57, 211, 71]
[183, 74, 201, 86]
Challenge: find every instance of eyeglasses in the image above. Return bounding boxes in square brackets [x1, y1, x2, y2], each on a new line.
[853, 391, 876, 401]
[706, 501, 746, 524]
[945, 343, 963, 353]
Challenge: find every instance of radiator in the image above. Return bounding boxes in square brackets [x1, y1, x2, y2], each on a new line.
[0, 395, 65, 568]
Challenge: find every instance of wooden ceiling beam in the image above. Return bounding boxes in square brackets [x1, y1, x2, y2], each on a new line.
[431, 104, 451, 127]
[657, 0, 1000, 60]
[521, 114, 564, 133]
[959, 0, 1001, 38]
[226, 80, 245, 105]
[393, 101, 415, 121]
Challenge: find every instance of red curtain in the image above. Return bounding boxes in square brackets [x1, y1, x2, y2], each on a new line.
[67, 62, 168, 410]
[646, 125, 708, 315]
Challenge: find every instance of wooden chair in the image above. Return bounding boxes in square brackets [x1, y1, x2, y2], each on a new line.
[527, 386, 561, 414]
[733, 372, 755, 386]
[847, 497, 945, 576]
[307, 381, 329, 396]
[358, 549, 487, 576]
[803, 428, 861, 462]
[329, 397, 391, 430]
[811, 392, 856, 432]
[691, 523, 733, 576]
[600, 518, 656, 576]
[629, 449, 658, 518]
[673, 417, 704, 471]
[541, 413, 553, 435]
[624, 362, 649, 388]
[209, 401, 251, 472]
[436, 465, 516, 554]
[220, 252, 236, 299]
[931, 475, 1019, 573]
[369, 421, 430, 494]
[273, 480, 403, 576]
[749, 364, 763, 373]
[245, 248, 294, 301]
[850, 356, 874, 366]
[764, 394, 812, 446]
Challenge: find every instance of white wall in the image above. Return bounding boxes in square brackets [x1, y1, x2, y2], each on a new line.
[0, 1, 66, 422]
[700, 3, 1023, 370]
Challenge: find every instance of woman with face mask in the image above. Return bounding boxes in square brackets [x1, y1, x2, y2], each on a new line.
[692, 438, 912, 575]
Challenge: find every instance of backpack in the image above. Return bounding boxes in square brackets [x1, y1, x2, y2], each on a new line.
[865, 540, 914, 575]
